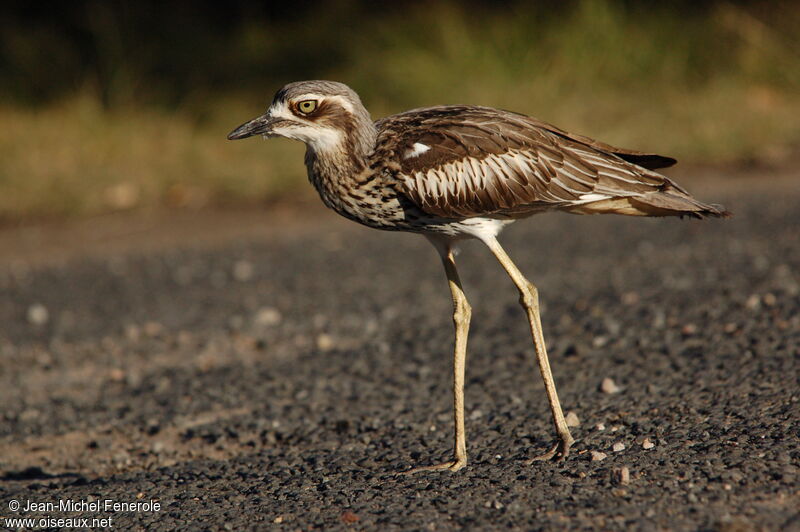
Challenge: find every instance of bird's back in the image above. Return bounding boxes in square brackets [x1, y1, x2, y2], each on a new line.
[373, 106, 729, 220]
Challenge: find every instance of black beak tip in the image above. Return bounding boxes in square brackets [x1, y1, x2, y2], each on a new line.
[227, 127, 247, 141]
[227, 115, 272, 141]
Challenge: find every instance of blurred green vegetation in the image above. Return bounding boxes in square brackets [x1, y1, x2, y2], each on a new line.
[1, 1, 799, 221]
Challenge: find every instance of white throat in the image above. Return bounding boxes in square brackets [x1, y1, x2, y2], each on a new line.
[306, 129, 345, 153]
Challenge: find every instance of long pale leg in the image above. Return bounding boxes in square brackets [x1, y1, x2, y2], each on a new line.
[404, 239, 472, 473]
[484, 237, 574, 461]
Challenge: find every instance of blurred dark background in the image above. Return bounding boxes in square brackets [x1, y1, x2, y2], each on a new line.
[1, 0, 798, 221]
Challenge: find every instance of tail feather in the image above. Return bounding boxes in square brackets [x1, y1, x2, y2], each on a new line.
[631, 191, 732, 219]
[565, 191, 731, 219]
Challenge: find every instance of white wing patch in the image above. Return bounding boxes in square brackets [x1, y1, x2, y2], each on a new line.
[404, 143, 431, 159]
[578, 193, 612, 202]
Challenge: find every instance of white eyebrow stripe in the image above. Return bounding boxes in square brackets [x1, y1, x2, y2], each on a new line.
[289, 93, 355, 114]
[268, 102, 294, 121]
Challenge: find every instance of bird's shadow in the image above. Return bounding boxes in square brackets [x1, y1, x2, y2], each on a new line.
[0, 466, 87, 484]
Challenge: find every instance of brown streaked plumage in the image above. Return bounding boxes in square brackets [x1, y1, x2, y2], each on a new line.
[377, 105, 722, 220]
[228, 80, 730, 473]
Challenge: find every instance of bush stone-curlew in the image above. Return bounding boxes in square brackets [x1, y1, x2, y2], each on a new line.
[228, 80, 729, 473]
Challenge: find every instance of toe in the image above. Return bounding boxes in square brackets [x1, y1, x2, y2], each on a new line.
[401, 459, 466, 475]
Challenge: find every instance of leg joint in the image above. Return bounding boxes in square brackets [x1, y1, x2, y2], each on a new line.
[453, 298, 472, 324]
[518, 281, 539, 308]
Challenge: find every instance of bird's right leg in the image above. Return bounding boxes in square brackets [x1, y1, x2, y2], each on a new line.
[403, 239, 471, 474]
[484, 237, 574, 461]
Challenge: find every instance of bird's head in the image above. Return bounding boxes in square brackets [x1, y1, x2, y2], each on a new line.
[227, 80, 375, 156]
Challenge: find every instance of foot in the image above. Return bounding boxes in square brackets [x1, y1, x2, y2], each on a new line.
[528, 433, 575, 463]
[401, 458, 466, 475]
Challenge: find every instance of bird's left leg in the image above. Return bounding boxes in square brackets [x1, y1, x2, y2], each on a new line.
[484, 236, 574, 461]
[404, 239, 471, 474]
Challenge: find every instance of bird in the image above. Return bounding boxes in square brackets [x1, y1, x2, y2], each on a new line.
[227, 80, 729, 473]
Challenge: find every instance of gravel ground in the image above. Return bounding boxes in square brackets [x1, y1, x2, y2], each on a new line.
[0, 176, 798, 531]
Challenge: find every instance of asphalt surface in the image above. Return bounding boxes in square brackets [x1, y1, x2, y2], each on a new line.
[0, 175, 798, 531]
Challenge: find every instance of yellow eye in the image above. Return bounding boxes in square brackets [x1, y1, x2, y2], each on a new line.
[297, 100, 318, 114]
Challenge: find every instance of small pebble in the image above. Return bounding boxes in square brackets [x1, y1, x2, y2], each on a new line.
[745, 294, 761, 310]
[590, 451, 607, 461]
[565, 411, 580, 427]
[316, 333, 335, 352]
[143, 321, 164, 336]
[232, 260, 254, 282]
[125, 324, 141, 341]
[294, 389, 309, 400]
[600, 378, 620, 394]
[681, 323, 698, 335]
[621, 292, 639, 305]
[592, 336, 608, 348]
[612, 442, 626, 452]
[273, 516, 283, 524]
[177, 330, 193, 346]
[613, 466, 631, 485]
[27, 303, 49, 326]
[340, 511, 359, 524]
[104, 182, 139, 209]
[254, 307, 282, 327]
[642, 438, 655, 450]
[596, 423, 606, 431]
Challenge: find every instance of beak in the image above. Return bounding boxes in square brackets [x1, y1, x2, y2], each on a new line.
[227, 114, 276, 140]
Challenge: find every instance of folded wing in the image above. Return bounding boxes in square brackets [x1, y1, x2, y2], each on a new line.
[375, 106, 726, 219]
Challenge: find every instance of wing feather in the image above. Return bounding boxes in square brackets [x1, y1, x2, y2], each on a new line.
[374, 105, 724, 219]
